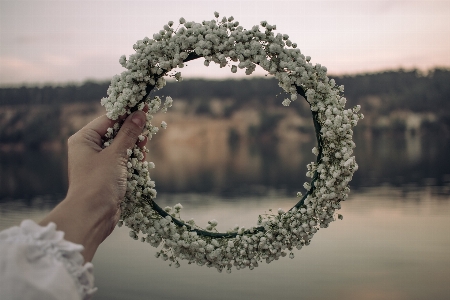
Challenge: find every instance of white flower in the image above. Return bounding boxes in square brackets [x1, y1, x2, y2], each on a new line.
[303, 182, 311, 191]
[282, 99, 291, 106]
[312, 147, 319, 156]
[161, 121, 167, 129]
[208, 219, 218, 227]
[148, 188, 157, 198]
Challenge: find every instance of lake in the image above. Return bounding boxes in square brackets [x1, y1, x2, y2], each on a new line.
[1, 130, 450, 299]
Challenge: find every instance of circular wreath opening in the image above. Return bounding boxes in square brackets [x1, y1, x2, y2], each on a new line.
[100, 12, 363, 272]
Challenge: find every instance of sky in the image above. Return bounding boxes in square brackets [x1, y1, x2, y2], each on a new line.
[0, 0, 449, 86]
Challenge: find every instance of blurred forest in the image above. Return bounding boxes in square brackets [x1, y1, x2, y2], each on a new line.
[1, 68, 450, 198]
[0, 68, 449, 149]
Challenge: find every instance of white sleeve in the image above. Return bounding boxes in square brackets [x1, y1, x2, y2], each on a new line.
[0, 220, 97, 300]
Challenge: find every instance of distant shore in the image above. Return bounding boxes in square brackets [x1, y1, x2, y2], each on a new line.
[1, 69, 449, 151]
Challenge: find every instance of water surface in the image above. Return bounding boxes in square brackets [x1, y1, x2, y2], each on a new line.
[1, 187, 449, 300]
[1, 126, 449, 299]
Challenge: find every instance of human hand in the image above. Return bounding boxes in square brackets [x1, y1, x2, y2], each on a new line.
[40, 111, 147, 262]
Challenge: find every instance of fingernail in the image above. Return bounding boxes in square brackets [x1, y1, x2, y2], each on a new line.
[131, 112, 145, 128]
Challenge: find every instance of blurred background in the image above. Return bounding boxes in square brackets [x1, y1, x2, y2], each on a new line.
[1, 1, 449, 299]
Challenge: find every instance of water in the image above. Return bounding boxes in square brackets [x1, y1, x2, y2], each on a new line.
[1, 187, 449, 300]
[1, 129, 450, 299]
[2, 130, 450, 200]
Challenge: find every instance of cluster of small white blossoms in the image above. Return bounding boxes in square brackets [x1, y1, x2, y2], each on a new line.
[100, 12, 363, 272]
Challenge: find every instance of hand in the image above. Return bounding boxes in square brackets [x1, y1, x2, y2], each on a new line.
[39, 111, 146, 262]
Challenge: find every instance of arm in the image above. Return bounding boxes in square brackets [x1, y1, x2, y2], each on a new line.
[39, 111, 146, 262]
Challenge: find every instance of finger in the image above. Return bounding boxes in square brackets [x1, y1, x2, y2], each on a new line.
[75, 115, 117, 149]
[110, 111, 146, 155]
[83, 115, 116, 138]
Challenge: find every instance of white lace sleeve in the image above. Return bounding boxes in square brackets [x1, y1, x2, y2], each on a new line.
[0, 220, 97, 300]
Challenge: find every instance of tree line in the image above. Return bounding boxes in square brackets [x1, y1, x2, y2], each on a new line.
[1, 68, 449, 117]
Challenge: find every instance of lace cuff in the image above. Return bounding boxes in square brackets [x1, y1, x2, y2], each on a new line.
[0, 220, 97, 300]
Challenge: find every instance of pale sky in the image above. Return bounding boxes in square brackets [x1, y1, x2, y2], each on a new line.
[0, 0, 449, 86]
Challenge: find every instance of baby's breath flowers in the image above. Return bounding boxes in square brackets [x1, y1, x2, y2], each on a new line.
[100, 12, 363, 272]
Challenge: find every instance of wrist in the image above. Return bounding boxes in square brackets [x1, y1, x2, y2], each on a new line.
[40, 190, 120, 262]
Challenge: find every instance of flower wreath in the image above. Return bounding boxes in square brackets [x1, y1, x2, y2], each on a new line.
[101, 12, 363, 272]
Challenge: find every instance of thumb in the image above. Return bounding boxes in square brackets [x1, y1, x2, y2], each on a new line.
[111, 111, 146, 155]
